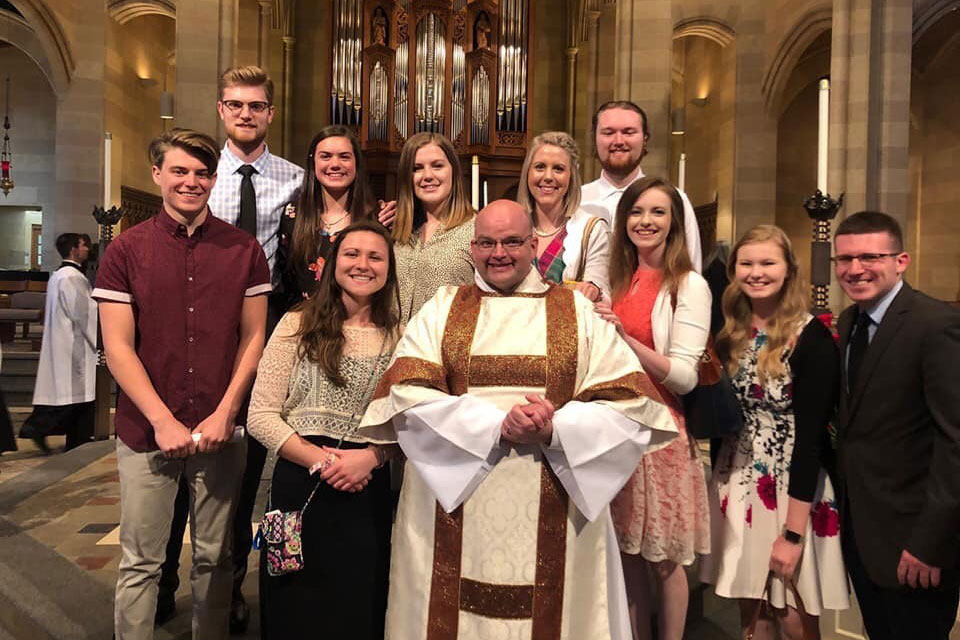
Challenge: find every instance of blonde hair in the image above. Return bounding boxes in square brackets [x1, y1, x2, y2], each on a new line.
[716, 225, 809, 382]
[218, 65, 274, 104]
[608, 176, 692, 301]
[517, 131, 583, 223]
[148, 128, 220, 175]
[392, 132, 474, 245]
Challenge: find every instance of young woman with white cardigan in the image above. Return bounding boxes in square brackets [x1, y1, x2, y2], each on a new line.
[595, 176, 712, 640]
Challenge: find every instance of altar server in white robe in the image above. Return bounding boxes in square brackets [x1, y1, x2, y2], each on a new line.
[21, 233, 98, 452]
[360, 200, 678, 640]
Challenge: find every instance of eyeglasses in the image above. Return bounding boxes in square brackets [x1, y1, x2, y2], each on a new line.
[221, 100, 271, 115]
[830, 252, 901, 267]
[472, 235, 533, 253]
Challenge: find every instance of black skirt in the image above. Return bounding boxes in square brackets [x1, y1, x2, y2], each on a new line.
[260, 435, 392, 640]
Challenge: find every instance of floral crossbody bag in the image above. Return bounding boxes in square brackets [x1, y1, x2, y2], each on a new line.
[259, 333, 388, 577]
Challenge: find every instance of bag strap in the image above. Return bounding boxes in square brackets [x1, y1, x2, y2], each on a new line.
[574, 216, 601, 282]
[745, 571, 816, 640]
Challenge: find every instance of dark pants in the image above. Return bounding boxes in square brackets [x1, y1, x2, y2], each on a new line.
[20, 401, 95, 451]
[843, 518, 960, 640]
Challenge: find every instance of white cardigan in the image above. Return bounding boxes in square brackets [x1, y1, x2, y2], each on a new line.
[648, 271, 712, 396]
[559, 208, 611, 299]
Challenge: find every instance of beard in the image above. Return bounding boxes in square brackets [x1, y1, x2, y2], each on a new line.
[600, 148, 642, 176]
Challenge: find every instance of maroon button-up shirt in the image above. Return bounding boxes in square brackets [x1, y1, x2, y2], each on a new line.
[93, 210, 271, 452]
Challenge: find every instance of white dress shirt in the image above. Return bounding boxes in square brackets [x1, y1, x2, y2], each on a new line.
[208, 143, 304, 272]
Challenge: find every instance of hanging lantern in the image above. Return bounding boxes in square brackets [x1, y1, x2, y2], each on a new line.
[1, 76, 13, 197]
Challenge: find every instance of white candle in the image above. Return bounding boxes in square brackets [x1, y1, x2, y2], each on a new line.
[817, 78, 829, 193]
[483, 180, 488, 208]
[104, 132, 112, 208]
[471, 155, 480, 209]
[678, 153, 686, 192]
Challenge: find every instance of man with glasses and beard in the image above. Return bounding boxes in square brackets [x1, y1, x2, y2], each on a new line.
[581, 101, 702, 271]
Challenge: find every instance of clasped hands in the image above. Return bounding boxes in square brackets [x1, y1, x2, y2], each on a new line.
[155, 409, 234, 458]
[313, 446, 378, 493]
[501, 394, 555, 445]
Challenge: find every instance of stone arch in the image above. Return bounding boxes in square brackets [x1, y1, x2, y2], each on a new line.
[913, 0, 959, 44]
[672, 17, 735, 47]
[5, 0, 73, 97]
[0, 11, 58, 93]
[760, 6, 832, 118]
[107, 0, 176, 25]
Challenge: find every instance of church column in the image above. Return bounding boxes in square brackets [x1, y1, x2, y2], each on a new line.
[258, 1, 272, 72]
[565, 47, 579, 134]
[613, 0, 673, 179]
[175, 0, 237, 136]
[581, 8, 602, 180]
[829, 0, 912, 224]
[729, 10, 778, 235]
[52, 0, 106, 264]
[273, 0, 295, 158]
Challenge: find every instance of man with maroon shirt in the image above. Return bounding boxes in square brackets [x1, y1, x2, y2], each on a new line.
[94, 128, 270, 639]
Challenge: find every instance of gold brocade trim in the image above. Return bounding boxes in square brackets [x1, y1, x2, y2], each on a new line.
[425, 464, 569, 636]
[544, 286, 578, 407]
[440, 286, 483, 395]
[372, 356, 448, 400]
[469, 355, 547, 387]
[532, 463, 568, 639]
[426, 504, 463, 640]
[574, 371, 666, 406]
[460, 579, 534, 619]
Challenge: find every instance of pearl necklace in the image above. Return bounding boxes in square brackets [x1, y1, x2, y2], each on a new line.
[533, 225, 563, 238]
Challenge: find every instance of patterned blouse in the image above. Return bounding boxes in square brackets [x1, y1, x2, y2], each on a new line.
[247, 312, 397, 453]
[395, 216, 476, 323]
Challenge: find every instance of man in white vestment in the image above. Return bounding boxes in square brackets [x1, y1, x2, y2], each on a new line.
[21, 233, 97, 453]
[581, 100, 702, 271]
[360, 200, 677, 640]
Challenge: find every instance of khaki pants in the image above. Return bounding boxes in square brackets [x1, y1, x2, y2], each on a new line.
[114, 439, 246, 640]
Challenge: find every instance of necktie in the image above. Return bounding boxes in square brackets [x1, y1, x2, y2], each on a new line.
[237, 164, 258, 237]
[847, 311, 872, 392]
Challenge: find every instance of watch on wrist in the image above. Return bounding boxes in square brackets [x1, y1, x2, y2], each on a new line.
[782, 526, 804, 545]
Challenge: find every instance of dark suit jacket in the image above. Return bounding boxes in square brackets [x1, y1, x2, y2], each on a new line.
[836, 281, 960, 587]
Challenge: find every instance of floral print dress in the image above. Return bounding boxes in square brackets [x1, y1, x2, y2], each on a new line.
[701, 319, 850, 615]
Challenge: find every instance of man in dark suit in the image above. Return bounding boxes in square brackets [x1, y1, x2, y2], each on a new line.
[834, 210, 960, 639]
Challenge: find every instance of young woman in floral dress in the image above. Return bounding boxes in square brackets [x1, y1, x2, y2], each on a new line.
[701, 225, 849, 639]
[595, 176, 711, 640]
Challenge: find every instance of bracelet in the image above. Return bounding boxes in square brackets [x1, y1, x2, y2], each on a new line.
[372, 446, 386, 469]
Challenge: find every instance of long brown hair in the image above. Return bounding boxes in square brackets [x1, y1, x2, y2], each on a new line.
[292, 126, 376, 270]
[296, 220, 399, 386]
[715, 225, 809, 382]
[608, 176, 692, 301]
[392, 132, 474, 245]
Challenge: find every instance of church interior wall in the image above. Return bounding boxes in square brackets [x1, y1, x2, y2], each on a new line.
[530, 0, 567, 138]
[774, 31, 830, 288]
[0, 43, 57, 258]
[909, 27, 960, 302]
[104, 13, 174, 197]
[236, 0, 260, 68]
[288, 0, 330, 170]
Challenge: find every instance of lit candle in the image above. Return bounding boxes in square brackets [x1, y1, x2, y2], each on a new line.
[471, 155, 480, 210]
[678, 153, 686, 192]
[483, 180, 488, 208]
[817, 78, 829, 193]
